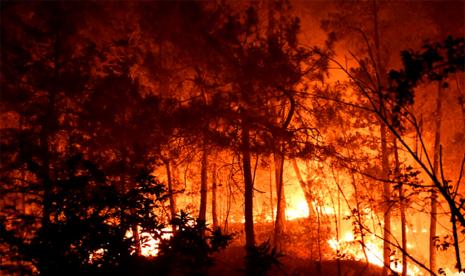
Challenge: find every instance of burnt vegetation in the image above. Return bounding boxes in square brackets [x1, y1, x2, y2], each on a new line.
[1, 1, 464, 275]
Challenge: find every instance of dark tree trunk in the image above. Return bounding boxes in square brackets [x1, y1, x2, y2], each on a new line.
[430, 82, 442, 274]
[394, 139, 407, 276]
[371, 0, 391, 273]
[211, 162, 218, 229]
[242, 125, 255, 249]
[452, 214, 462, 271]
[273, 149, 286, 250]
[199, 142, 208, 223]
[119, 146, 141, 256]
[269, 164, 274, 224]
[165, 160, 177, 222]
[380, 123, 391, 275]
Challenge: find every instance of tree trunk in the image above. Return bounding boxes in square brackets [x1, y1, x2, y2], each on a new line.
[273, 149, 286, 250]
[292, 159, 314, 218]
[199, 142, 208, 222]
[316, 205, 323, 275]
[458, 77, 465, 131]
[165, 160, 177, 222]
[400, 195, 407, 276]
[460, 87, 465, 132]
[430, 82, 442, 273]
[350, 172, 370, 269]
[242, 125, 255, 249]
[381, 123, 391, 275]
[119, 147, 141, 256]
[452, 214, 462, 271]
[224, 159, 235, 233]
[394, 139, 407, 276]
[131, 225, 141, 256]
[269, 164, 275, 224]
[371, 0, 391, 273]
[211, 162, 218, 229]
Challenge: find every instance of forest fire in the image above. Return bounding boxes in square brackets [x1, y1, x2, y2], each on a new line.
[328, 231, 421, 275]
[285, 198, 310, 220]
[126, 227, 173, 257]
[1, 0, 464, 275]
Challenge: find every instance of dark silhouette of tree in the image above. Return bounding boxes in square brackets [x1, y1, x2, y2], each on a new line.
[156, 211, 233, 276]
[1, 2, 104, 271]
[1, 2, 232, 274]
[387, 36, 465, 272]
[197, 1, 326, 256]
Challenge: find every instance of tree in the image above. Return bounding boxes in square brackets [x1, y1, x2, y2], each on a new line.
[0, 3, 104, 270]
[388, 36, 465, 272]
[1, 3, 236, 274]
[323, 35, 464, 274]
[157, 211, 233, 275]
[321, 1, 394, 271]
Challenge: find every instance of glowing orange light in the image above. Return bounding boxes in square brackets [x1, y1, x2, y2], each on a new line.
[126, 226, 173, 257]
[328, 232, 422, 275]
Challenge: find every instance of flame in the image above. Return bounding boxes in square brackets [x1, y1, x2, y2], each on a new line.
[283, 182, 335, 221]
[286, 199, 310, 220]
[443, 269, 465, 276]
[90, 227, 173, 262]
[89, 248, 105, 264]
[126, 226, 173, 257]
[328, 233, 421, 275]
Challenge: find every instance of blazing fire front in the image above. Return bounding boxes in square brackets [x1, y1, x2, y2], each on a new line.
[1, 0, 464, 275]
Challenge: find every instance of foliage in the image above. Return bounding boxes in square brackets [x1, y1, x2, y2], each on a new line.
[0, 162, 233, 275]
[0, 159, 168, 274]
[387, 36, 465, 128]
[156, 211, 234, 276]
[244, 240, 284, 276]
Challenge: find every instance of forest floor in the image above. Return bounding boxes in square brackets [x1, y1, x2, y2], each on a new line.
[210, 246, 383, 275]
[209, 218, 384, 275]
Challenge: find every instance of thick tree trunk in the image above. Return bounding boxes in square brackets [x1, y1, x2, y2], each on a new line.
[269, 166, 274, 224]
[211, 162, 218, 229]
[199, 143, 208, 222]
[242, 126, 255, 249]
[132, 225, 141, 256]
[430, 82, 442, 273]
[273, 150, 286, 250]
[452, 214, 462, 271]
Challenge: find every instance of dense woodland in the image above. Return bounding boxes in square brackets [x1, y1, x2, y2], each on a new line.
[1, 1, 464, 275]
